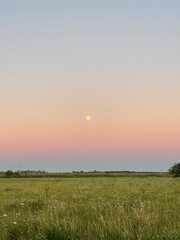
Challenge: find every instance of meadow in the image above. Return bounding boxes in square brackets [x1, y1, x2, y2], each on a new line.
[0, 177, 179, 240]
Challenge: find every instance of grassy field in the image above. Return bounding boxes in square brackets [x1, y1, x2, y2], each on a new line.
[0, 177, 179, 240]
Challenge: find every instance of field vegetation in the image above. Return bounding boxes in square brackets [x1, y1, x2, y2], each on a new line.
[0, 177, 179, 240]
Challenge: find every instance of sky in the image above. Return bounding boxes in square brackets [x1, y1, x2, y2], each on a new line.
[0, 0, 180, 172]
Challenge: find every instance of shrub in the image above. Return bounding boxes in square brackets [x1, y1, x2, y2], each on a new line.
[169, 163, 180, 177]
[5, 170, 14, 178]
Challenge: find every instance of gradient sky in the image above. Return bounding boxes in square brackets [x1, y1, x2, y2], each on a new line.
[0, 0, 180, 172]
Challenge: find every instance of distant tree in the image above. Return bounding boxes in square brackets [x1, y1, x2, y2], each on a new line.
[13, 172, 21, 178]
[5, 170, 14, 177]
[169, 163, 180, 177]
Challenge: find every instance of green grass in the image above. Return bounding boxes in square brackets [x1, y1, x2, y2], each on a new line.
[0, 177, 179, 239]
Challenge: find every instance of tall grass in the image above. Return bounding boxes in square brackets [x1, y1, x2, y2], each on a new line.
[0, 177, 179, 239]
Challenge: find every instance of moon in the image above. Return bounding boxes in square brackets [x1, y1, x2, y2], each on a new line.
[86, 115, 91, 121]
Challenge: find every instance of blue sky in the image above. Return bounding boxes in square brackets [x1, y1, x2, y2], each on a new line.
[0, 0, 180, 172]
